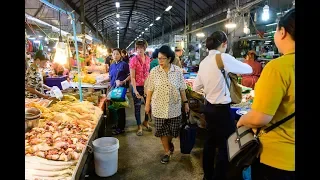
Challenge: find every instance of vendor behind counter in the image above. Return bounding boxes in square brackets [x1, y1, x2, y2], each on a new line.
[25, 50, 53, 99]
[241, 50, 262, 89]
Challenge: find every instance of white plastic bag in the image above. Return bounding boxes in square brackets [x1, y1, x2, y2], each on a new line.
[49, 86, 63, 100]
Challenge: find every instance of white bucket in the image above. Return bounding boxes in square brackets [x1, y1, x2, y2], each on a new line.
[92, 137, 120, 177]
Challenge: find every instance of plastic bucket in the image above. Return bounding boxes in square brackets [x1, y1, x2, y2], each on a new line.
[92, 137, 120, 177]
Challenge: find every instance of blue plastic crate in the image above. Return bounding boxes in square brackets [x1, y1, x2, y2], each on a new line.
[45, 76, 67, 90]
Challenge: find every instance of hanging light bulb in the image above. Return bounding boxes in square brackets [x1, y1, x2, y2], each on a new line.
[243, 21, 250, 34]
[254, 12, 257, 22]
[227, 8, 231, 19]
[292, 0, 295, 8]
[225, 18, 236, 29]
[262, 5, 270, 21]
[54, 41, 68, 65]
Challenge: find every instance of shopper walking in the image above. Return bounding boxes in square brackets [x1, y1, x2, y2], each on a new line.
[109, 48, 130, 135]
[237, 9, 295, 180]
[193, 31, 252, 180]
[145, 45, 189, 164]
[241, 50, 262, 89]
[150, 48, 159, 71]
[129, 39, 151, 136]
[121, 49, 130, 64]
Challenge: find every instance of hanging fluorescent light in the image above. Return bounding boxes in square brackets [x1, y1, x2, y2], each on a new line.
[116, 13, 120, 18]
[243, 21, 250, 34]
[116, 21, 119, 25]
[139, 35, 141, 37]
[142, 32, 144, 34]
[115, 2, 120, 8]
[149, 23, 154, 27]
[156, 16, 161, 21]
[225, 22, 236, 29]
[117, 31, 119, 33]
[145, 28, 148, 31]
[266, 22, 277, 26]
[196, 32, 205, 37]
[165, 5, 172, 11]
[262, 5, 270, 21]
[117, 27, 119, 30]
[38, 35, 43, 38]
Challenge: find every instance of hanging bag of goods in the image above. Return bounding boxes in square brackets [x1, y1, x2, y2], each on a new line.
[215, 54, 242, 104]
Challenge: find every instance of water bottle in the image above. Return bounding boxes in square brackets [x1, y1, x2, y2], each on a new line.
[238, 76, 242, 84]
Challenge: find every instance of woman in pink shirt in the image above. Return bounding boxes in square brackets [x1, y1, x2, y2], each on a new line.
[241, 50, 262, 89]
[130, 39, 152, 136]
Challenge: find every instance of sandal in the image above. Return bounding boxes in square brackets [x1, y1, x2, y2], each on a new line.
[112, 129, 125, 135]
[143, 123, 152, 132]
[136, 129, 143, 136]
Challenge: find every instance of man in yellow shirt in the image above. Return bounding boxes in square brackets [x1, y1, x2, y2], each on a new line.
[237, 8, 295, 180]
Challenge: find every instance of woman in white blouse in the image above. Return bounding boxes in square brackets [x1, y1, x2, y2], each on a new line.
[145, 45, 189, 164]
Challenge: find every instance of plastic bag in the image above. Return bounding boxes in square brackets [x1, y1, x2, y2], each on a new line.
[242, 166, 251, 180]
[108, 96, 130, 110]
[49, 86, 63, 100]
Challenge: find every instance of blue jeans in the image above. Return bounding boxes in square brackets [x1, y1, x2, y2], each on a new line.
[131, 85, 148, 125]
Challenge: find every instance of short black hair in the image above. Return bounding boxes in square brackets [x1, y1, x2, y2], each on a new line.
[206, 30, 228, 50]
[158, 45, 175, 63]
[34, 50, 48, 61]
[121, 49, 127, 55]
[135, 39, 148, 50]
[152, 48, 159, 59]
[278, 8, 295, 41]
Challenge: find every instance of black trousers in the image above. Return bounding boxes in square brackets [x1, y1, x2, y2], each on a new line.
[110, 106, 126, 131]
[203, 102, 236, 180]
[252, 159, 295, 180]
[117, 108, 126, 130]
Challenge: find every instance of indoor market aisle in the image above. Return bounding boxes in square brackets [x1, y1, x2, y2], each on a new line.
[85, 94, 205, 180]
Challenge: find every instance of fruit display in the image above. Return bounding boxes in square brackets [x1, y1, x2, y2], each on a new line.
[73, 72, 109, 85]
[73, 73, 96, 84]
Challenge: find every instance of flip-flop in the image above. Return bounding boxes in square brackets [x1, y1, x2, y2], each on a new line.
[112, 129, 125, 135]
[143, 125, 152, 132]
[136, 129, 143, 136]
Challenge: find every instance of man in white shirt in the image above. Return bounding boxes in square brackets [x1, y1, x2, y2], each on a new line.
[193, 31, 252, 180]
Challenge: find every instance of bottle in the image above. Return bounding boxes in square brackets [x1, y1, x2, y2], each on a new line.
[238, 76, 242, 84]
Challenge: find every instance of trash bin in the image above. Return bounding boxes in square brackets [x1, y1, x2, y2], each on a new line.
[92, 137, 120, 177]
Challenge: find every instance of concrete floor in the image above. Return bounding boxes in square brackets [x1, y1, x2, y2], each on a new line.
[85, 94, 206, 180]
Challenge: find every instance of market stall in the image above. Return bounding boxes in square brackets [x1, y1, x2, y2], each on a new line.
[25, 98, 104, 180]
[184, 73, 253, 128]
[24, 1, 110, 179]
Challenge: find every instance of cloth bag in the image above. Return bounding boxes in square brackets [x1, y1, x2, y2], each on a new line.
[215, 54, 242, 104]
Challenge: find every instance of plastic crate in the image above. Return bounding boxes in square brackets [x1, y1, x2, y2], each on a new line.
[45, 76, 68, 90]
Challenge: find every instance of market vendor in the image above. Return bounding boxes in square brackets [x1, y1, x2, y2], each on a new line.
[25, 50, 53, 99]
[51, 62, 69, 76]
[241, 50, 262, 89]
